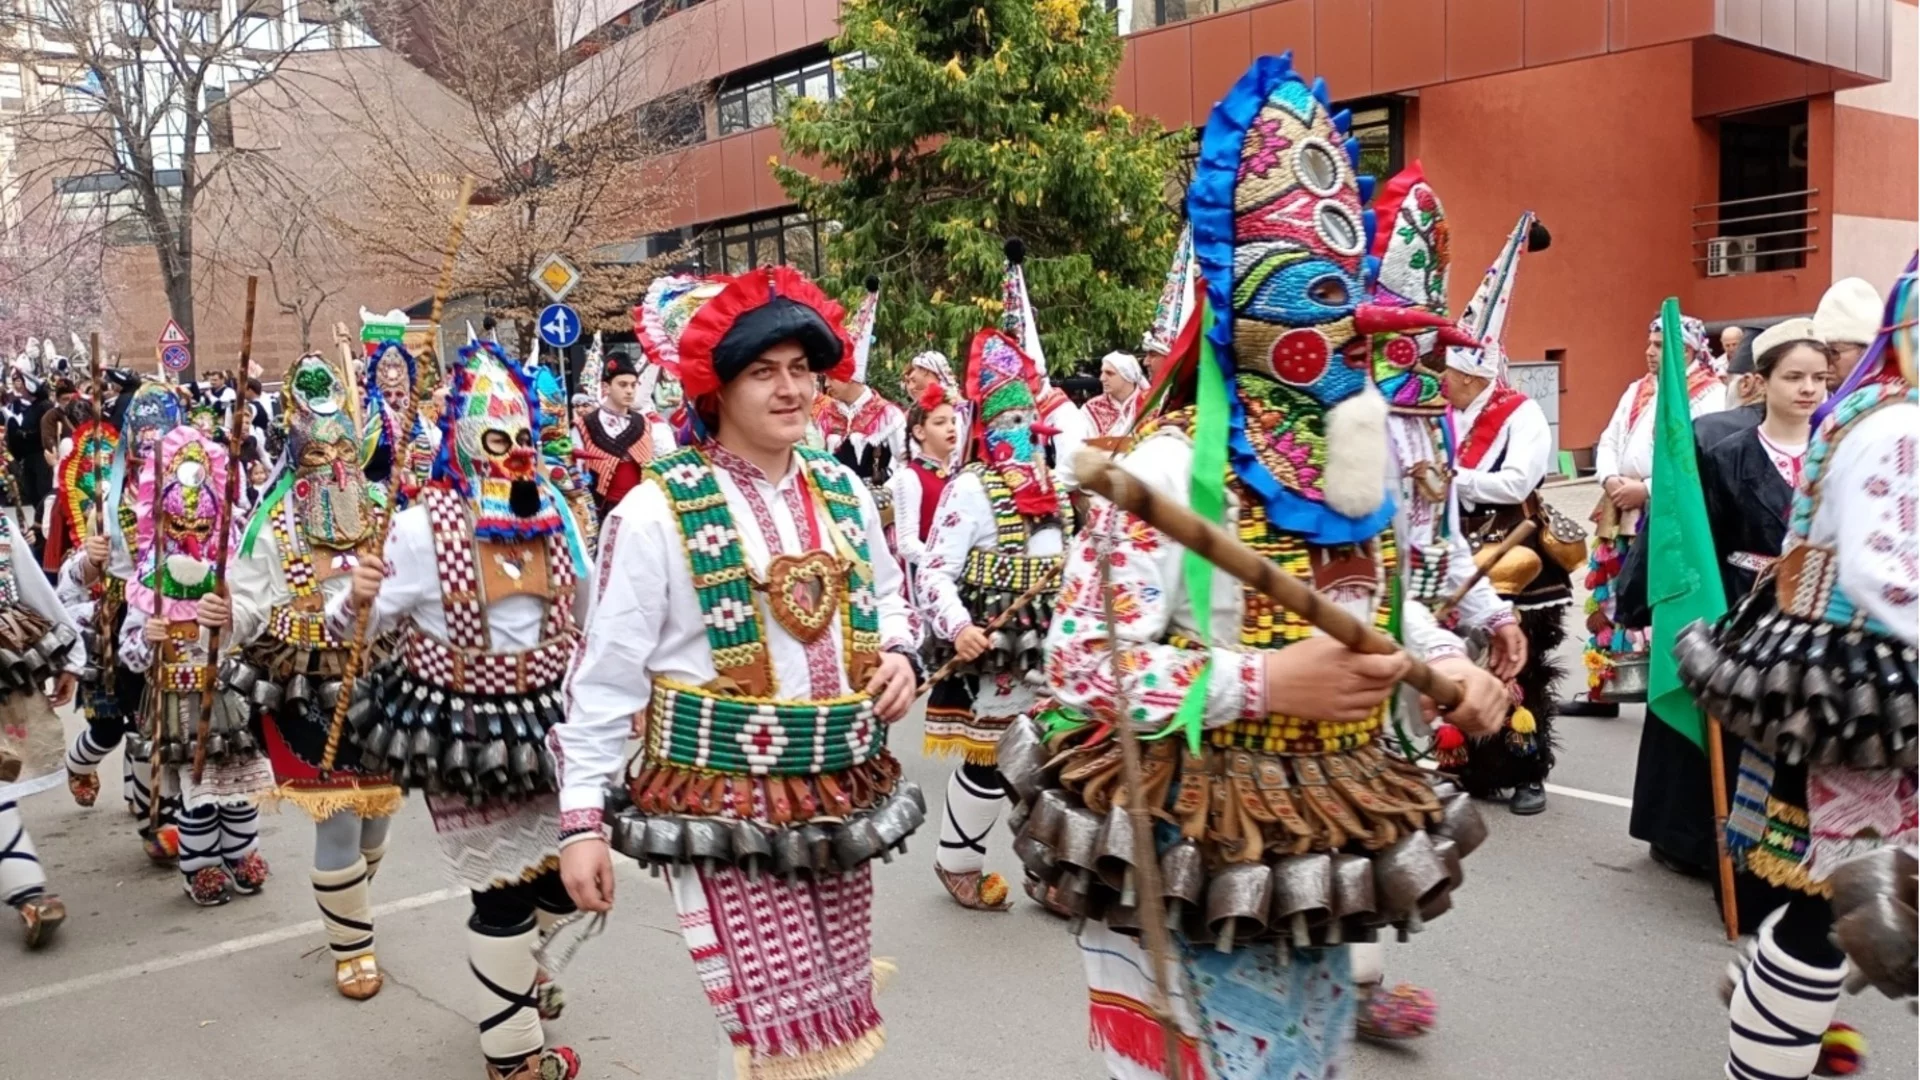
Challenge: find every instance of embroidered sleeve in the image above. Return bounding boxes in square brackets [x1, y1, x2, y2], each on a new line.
[1044, 496, 1265, 730]
[855, 475, 921, 652]
[1402, 598, 1468, 663]
[55, 547, 92, 619]
[323, 506, 429, 643]
[119, 606, 154, 673]
[226, 530, 282, 649]
[9, 517, 86, 674]
[558, 487, 676, 820]
[916, 472, 994, 641]
[887, 469, 925, 570]
[1831, 405, 1919, 645]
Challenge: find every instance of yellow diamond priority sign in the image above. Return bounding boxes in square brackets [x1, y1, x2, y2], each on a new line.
[531, 253, 580, 304]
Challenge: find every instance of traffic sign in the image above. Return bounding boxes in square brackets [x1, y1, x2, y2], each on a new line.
[160, 343, 192, 372]
[157, 319, 190, 346]
[530, 254, 580, 304]
[537, 303, 581, 350]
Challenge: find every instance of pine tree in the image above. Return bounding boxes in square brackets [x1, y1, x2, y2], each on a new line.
[776, 0, 1182, 379]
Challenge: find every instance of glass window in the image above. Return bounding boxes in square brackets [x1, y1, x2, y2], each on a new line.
[800, 62, 831, 103]
[64, 67, 102, 113]
[745, 83, 775, 128]
[0, 64, 22, 111]
[717, 90, 747, 135]
[240, 14, 277, 51]
[724, 240, 750, 274]
[783, 220, 817, 276]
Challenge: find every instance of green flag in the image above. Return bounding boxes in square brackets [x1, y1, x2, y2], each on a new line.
[1646, 297, 1727, 749]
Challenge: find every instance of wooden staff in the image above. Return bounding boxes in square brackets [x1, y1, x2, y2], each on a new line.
[147, 444, 169, 832]
[1096, 526, 1188, 1078]
[1431, 520, 1537, 623]
[1072, 449, 1463, 709]
[192, 275, 256, 784]
[86, 332, 104, 530]
[320, 178, 473, 774]
[1706, 716, 1741, 941]
[913, 561, 1063, 697]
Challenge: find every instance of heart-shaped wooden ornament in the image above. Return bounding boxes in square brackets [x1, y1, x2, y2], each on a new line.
[763, 551, 846, 644]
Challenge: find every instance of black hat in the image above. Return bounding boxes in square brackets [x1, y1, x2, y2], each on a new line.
[604, 350, 641, 382]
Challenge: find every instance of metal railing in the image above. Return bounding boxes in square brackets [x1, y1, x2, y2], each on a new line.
[1691, 188, 1818, 274]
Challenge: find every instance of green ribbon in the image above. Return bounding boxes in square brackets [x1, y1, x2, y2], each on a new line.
[1157, 302, 1228, 755]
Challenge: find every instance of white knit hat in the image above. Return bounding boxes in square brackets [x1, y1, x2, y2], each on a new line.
[1101, 351, 1145, 387]
[1813, 278, 1881, 346]
[1749, 317, 1820, 364]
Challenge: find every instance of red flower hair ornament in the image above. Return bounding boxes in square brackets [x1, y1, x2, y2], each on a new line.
[671, 266, 855, 398]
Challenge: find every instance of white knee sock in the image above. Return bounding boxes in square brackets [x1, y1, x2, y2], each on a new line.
[1726, 907, 1845, 1080]
[935, 766, 1005, 875]
[471, 917, 544, 1070]
[0, 800, 48, 907]
[312, 857, 375, 962]
[218, 804, 259, 866]
[175, 804, 221, 876]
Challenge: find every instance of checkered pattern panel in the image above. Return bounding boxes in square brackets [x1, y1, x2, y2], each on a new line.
[424, 487, 488, 650]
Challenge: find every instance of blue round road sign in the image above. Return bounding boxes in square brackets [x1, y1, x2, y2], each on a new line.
[537, 303, 581, 350]
[160, 343, 192, 372]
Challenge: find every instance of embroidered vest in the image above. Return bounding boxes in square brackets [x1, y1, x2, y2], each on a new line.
[908, 460, 949, 545]
[646, 446, 880, 699]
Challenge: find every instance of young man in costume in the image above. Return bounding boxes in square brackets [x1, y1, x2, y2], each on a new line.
[918, 327, 1071, 911]
[1016, 55, 1510, 1080]
[120, 425, 275, 905]
[335, 339, 588, 1080]
[1083, 351, 1149, 440]
[1359, 162, 1526, 1039]
[0, 506, 85, 947]
[201, 355, 401, 997]
[1436, 212, 1572, 817]
[61, 380, 186, 863]
[1675, 260, 1917, 1080]
[1572, 311, 1725, 715]
[558, 267, 924, 1080]
[573, 349, 673, 518]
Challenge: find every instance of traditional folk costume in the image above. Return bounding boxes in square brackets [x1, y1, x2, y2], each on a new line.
[1579, 314, 1726, 705]
[222, 355, 402, 997]
[1083, 352, 1149, 440]
[119, 426, 275, 905]
[1675, 262, 1918, 1078]
[811, 281, 905, 482]
[360, 309, 438, 506]
[573, 351, 672, 519]
[1013, 56, 1489, 1080]
[1439, 213, 1579, 810]
[529, 356, 600, 555]
[60, 382, 188, 863]
[335, 340, 587, 1080]
[919, 328, 1071, 911]
[1360, 163, 1516, 1038]
[0, 510, 85, 947]
[562, 267, 926, 1080]
[883, 383, 960, 598]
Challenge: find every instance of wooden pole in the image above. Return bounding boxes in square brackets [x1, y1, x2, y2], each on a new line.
[1706, 714, 1741, 941]
[87, 331, 105, 534]
[1097, 527, 1188, 1078]
[1430, 520, 1537, 623]
[320, 179, 473, 774]
[192, 275, 256, 784]
[1073, 448, 1464, 709]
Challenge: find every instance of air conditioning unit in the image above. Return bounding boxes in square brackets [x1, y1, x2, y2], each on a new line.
[1706, 235, 1760, 277]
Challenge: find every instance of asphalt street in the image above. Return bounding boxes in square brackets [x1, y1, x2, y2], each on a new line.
[1, 480, 1913, 1080]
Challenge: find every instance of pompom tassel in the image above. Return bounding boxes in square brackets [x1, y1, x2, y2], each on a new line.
[1817, 1022, 1866, 1077]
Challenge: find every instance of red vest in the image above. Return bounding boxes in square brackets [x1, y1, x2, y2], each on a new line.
[909, 460, 950, 544]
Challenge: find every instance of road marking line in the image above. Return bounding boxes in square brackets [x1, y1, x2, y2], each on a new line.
[0, 886, 464, 1012]
[1544, 782, 1633, 809]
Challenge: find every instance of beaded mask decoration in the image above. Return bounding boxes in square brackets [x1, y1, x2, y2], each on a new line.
[1367, 163, 1451, 411]
[60, 419, 118, 543]
[129, 426, 230, 620]
[429, 340, 563, 543]
[284, 355, 371, 550]
[966, 329, 1059, 517]
[122, 382, 185, 462]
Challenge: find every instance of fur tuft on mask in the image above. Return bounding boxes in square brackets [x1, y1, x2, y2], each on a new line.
[1322, 385, 1389, 519]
